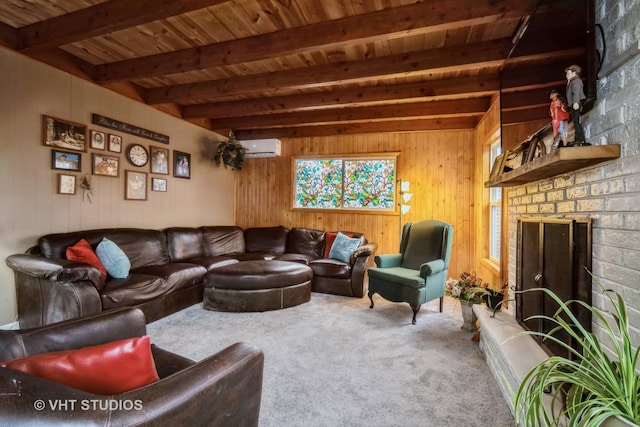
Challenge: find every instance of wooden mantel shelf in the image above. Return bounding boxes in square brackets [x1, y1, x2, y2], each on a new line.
[485, 144, 621, 188]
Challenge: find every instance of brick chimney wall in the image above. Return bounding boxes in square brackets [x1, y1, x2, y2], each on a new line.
[479, 0, 640, 417]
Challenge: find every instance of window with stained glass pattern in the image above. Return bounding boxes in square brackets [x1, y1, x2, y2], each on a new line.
[294, 156, 396, 210]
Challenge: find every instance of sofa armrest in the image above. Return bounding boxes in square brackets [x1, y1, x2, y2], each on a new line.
[6, 254, 64, 280]
[6, 254, 103, 329]
[0, 342, 264, 427]
[115, 342, 264, 426]
[6, 254, 104, 290]
[349, 242, 377, 263]
[0, 308, 148, 362]
[374, 253, 402, 268]
[419, 259, 445, 278]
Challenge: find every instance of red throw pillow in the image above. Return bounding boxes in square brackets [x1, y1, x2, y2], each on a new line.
[0, 336, 159, 395]
[66, 239, 107, 278]
[324, 232, 353, 258]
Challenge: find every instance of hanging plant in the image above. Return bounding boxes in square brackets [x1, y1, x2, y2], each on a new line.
[214, 131, 246, 171]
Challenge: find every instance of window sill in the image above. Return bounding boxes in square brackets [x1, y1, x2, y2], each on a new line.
[291, 208, 398, 216]
[480, 257, 500, 276]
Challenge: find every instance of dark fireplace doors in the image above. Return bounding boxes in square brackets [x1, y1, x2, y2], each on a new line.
[516, 218, 592, 358]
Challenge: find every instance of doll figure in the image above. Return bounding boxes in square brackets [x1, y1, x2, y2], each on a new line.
[565, 64, 589, 146]
[549, 89, 569, 150]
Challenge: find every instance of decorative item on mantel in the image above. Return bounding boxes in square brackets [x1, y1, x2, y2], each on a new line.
[214, 131, 246, 171]
[445, 272, 491, 332]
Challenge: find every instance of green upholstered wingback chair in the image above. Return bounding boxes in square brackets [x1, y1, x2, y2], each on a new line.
[367, 220, 453, 324]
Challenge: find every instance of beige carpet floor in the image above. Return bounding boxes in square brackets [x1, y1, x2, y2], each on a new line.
[147, 293, 515, 427]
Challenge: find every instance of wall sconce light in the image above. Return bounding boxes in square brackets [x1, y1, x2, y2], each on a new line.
[398, 179, 412, 239]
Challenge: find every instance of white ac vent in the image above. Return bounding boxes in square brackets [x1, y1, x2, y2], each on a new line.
[240, 138, 281, 158]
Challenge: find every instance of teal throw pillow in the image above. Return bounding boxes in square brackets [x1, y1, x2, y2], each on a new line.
[328, 232, 361, 263]
[96, 238, 131, 279]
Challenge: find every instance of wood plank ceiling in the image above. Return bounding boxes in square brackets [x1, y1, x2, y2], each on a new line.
[0, 0, 588, 139]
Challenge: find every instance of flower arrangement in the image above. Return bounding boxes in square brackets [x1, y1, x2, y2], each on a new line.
[445, 272, 490, 303]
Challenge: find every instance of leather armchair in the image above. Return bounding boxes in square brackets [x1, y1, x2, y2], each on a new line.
[367, 220, 453, 324]
[0, 308, 264, 426]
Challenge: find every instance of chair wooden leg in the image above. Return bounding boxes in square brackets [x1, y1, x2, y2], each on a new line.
[439, 296, 444, 313]
[368, 291, 375, 309]
[410, 304, 421, 325]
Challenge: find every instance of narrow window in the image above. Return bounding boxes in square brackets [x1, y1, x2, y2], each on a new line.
[489, 141, 502, 262]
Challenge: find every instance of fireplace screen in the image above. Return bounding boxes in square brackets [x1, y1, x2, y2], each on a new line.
[516, 218, 592, 358]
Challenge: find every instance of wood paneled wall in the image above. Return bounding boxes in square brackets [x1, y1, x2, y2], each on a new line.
[235, 130, 476, 279]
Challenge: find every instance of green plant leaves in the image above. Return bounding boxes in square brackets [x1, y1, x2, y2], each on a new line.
[512, 275, 640, 426]
[214, 132, 246, 171]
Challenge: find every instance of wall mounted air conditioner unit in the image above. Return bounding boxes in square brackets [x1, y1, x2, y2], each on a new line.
[240, 138, 282, 158]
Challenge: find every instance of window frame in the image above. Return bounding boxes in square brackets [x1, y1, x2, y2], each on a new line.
[488, 138, 502, 264]
[291, 152, 400, 214]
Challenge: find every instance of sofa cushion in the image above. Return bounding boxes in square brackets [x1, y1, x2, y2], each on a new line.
[39, 228, 171, 269]
[244, 226, 288, 254]
[133, 263, 206, 291]
[0, 336, 159, 395]
[65, 239, 107, 278]
[165, 227, 204, 261]
[366, 266, 425, 289]
[96, 238, 131, 279]
[309, 258, 352, 278]
[285, 228, 325, 257]
[181, 255, 239, 271]
[273, 253, 317, 265]
[323, 232, 353, 258]
[100, 274, 172, 309]
[200, 226, 245, 255]
[328, 232, 361, 263]
[226, 252, 271, 261]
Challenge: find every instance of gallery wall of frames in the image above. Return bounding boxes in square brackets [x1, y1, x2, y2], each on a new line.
[44, 114, 192, 202]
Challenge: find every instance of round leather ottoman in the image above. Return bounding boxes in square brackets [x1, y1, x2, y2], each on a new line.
[203, 260, 313, 312]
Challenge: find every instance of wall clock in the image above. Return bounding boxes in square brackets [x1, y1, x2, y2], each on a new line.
[126, 143, 149, 167]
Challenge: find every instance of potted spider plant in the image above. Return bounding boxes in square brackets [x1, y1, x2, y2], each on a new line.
[513, 277, 640, 427]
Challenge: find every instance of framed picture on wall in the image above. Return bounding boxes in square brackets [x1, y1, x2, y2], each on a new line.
[42, 115, 87, 152]
[108, 134, 122, 153]
[151, 177, 167, 192]
[173, 151, 191, 179]
[90, 130, 106, 150]
[125, 170, 147, 200]
[57, 174, 76, 195]
[92, 153, 120, 177]
[51, 149, 81, 172]
[150, 145, 169, 175]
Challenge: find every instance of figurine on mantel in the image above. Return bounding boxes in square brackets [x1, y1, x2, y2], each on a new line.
[565, 64, 590, 146]
[549, 89, 569, 150]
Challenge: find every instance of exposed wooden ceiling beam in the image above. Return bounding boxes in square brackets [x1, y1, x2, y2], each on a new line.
[501, 86, 559, 110]
[182, 76, 500, 119]
[212, 98, 491, 129]
[0, 21, 17, 49]
[95, 0, 537, 83]
[502, 106, 549, 125]
[17, 0, 230, 52]
[146, 38, 512, 104]
[233, 117, 479, 139]
[28, 48, 96, 81]
[501, 55, 583, 91]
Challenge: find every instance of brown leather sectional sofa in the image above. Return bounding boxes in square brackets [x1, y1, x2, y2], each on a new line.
[6, 225, 376, 328]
